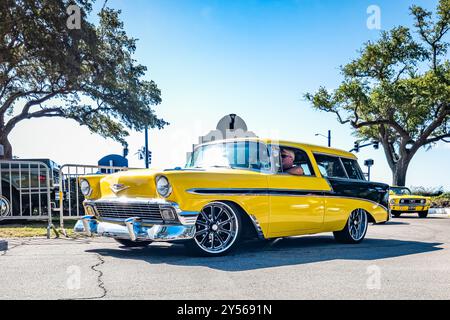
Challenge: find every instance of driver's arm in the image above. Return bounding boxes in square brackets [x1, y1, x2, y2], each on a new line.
[286, 166, 304, 176]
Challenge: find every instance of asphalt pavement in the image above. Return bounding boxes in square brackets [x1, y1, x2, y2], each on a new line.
[0, 214, 449, 300]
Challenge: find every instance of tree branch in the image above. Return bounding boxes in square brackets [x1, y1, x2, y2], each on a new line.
[411, 103, 450, 153]
[3, 105, 65, 136]
[425, 133, 450, 144]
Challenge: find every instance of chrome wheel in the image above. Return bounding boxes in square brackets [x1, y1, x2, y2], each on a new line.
[0, 196, 11, 218]
[348, 209, 367, 241]
[194, 202, 239, 254]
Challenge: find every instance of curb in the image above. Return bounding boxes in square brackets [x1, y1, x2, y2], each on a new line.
[0, 240, 7, 251]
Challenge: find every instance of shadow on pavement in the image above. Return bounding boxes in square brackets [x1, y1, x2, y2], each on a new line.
[378, 221, 410, 225]
[86, 235, 443, 272]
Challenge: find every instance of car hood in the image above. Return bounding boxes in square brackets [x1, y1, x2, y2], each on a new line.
[91, 167, 263, 199]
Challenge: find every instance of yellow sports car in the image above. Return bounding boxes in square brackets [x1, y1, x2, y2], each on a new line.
[389, 186, 431, 218]
[74, 138, 390, 256]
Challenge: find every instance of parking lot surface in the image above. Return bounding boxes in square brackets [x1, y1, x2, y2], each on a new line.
[1, 215, 449, 300]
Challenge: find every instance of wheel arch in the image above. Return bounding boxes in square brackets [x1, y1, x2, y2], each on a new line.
[365, 210, 376, 224]
[215, 200, 263, 240]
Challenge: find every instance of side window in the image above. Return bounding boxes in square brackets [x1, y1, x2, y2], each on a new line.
[341, 158, 366, 180]
[277, 146, 315, 176]
[313, 154, 348, 178]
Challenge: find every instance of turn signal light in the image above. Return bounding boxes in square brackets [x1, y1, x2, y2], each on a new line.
[161, 208, 176, 221]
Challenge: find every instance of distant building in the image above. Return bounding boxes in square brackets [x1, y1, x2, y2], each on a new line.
[186, 114, 257, 163]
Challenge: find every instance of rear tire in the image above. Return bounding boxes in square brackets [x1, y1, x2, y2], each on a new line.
[333, 209, 368, 244]
[0, 187, 21, 217]
[186, 201, 243, 256]
[418, 210, 428, 218]
[114, 239, 152, 247]
[0, 195, 12, 219]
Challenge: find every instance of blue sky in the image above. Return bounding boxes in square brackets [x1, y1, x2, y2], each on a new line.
[11, 0, 449, 188]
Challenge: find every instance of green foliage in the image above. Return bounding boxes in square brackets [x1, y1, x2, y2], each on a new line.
[430, 192, 450, 208]
[305, 0, 450, 186]
[410, 186, 444, 197]
[0, 0, 167, 157]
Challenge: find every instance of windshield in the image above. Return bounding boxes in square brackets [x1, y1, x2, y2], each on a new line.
[187, 141, 271, 171]
[390, 187, 411, 195]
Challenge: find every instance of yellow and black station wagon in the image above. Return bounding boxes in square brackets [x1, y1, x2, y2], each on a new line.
[74, 138, 390, 256]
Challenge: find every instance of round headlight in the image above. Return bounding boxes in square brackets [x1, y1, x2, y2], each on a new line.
[390, 199, 396, 205]
[80, 179, 92, 196]
[156, 176, 172, 198]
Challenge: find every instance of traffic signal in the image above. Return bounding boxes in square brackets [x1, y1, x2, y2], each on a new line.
[354, 141, 360, 152]
[147, 150, 152, 165]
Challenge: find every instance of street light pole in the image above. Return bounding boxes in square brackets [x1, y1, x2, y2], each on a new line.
[327, 130, 331, 148]
[315, 130, 332, 147]
[144, 126, 149, 169]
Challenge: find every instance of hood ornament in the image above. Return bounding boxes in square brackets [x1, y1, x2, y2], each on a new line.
[111, 183, 129, 194]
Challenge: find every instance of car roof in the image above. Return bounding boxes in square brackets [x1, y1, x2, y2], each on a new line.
[197, 137, 357, 159]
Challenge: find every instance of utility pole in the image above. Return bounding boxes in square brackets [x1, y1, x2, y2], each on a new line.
[144, 126, 149, 169]
[327, 130, 331, 148]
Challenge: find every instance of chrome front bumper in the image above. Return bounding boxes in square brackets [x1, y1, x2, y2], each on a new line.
[74, 198, 199, 242]
[74, 216, 196, 241]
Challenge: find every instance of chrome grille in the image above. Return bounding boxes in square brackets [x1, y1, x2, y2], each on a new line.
[94, 201, 163, 222]
[400, 199, 424, 205]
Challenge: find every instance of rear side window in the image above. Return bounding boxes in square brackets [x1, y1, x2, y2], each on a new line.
[313, 154, 348, 178]
[341, 158, 365, 180]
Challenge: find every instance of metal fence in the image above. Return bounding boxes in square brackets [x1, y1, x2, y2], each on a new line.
[0, 160, 54, 237]
[57, 164, 133, 233]
[0, 161, 137, 237]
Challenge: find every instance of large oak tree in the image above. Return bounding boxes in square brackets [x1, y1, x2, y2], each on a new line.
[0, 0, 167, 159]
[306, 0, 450, 186]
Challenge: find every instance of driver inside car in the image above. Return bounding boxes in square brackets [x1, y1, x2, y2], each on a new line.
[281, 148, 304, 176]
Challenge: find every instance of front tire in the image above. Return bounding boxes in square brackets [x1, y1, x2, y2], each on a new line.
[114, 239, 152, 247]
[418, 210, 428, 218]
[391, 211, 402, 218]
[186, 202, 243, 256]
[333, 209, 368, 244]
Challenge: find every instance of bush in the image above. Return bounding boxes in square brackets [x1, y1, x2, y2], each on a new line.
[410, 186, 444, 197]
[430, 192, 450, 208]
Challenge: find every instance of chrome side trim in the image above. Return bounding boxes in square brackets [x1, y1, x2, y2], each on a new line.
[186, 188, 330, 196]
[186, 188, 388, 212]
